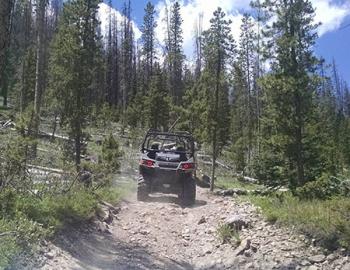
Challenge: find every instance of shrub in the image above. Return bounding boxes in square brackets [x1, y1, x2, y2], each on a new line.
[250, 193, 350, 251]
[296, 173, 349, 200]
[101, 133, 123, 172]
[217, 223, 240, 245]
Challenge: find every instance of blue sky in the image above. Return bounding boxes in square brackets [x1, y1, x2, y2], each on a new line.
[102, 0, 350, 84]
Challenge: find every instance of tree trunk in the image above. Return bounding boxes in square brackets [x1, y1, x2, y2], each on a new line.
[75, 133, 81, 171]
[32, 0, 47, 150]
[210, 139, 216, 192]
[0, 0, 13, 106]
[210, 49, 221, 192]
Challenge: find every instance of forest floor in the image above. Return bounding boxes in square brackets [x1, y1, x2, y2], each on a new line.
[18, 186, 350, 270]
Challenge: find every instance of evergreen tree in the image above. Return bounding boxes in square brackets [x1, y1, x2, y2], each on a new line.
[230, 64, 249, 173]
[120, 0, 134, 111]
[166, 1, 184, 104]
[144, 64, 170, 130]
[31, 0, 48, 150]
[49, 0, 103, 169]
[258, 0, 320, 189]
[201, 7, 235, 191]
[231, 14, 258, 171]
[141, 2, 157, 88]
[0, 0, 14, 106]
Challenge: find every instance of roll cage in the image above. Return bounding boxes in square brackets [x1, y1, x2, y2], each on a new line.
[141, 129, 195, 156]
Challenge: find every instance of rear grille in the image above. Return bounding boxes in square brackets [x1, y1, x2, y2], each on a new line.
[158, 162, 179, 169]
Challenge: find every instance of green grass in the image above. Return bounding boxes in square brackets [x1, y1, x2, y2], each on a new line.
[217, 223, 241, 245]
[0, 182, 132, 268]
[216, 175, 261, 190]
[249, 193, 350, 251]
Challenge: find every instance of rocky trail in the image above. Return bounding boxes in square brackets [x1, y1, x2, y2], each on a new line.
[23, 187, 350, 270]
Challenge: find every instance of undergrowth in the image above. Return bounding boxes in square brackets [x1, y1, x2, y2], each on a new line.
[217, 223, 241, 245]
[216, 175, 260, 190]
[250, 193, 350, 251]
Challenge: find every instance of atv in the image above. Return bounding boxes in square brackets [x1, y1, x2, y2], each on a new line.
[137, 129, 196, 206]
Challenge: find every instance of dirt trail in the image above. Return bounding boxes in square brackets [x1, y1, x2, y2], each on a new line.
[37, 187, 349, 270]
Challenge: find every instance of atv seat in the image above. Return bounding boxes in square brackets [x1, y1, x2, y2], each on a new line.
[147, 143, 159, 159]
[176, 146, 187, 161]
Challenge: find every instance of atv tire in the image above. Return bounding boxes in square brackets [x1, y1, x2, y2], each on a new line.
[179, 176, 196, 206]
[137, 181, 149, 201]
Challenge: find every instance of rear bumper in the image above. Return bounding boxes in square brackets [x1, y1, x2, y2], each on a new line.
[139, 167, 192, 194]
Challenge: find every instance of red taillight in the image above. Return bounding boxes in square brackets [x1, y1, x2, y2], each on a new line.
[140, 159, 155, 168]
[181, 163, 195, 170]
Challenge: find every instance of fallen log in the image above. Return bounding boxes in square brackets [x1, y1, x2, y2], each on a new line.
[27, 164, 64, 174]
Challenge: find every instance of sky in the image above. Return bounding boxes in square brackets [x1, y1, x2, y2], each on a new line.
[99, 0, 350, 84]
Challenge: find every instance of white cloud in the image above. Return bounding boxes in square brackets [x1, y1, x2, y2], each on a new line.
[155, 0, 250, 60]
[311, 0, 350, 36]
[153, 0, 350, 60]
[98, 0, 349, 59]
[98, 3, 141, 43]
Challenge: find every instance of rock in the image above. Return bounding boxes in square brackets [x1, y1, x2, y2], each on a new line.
[140, 229, 150, 235]
[327, 253, 339, 262]
[309, 254, 326, 264]
[244, 262, 256, 269]
[300, 259, 311, 266]
[234, 239, 251, 256]
[45, 252, 55, 260]
[307, 266, 319, 270]
[214, 198, 224, 203]
[342, 263, 350, 270]
[202, 174, 211, 184]
[205, 227, 215, 234]
[250, 244, 258, 253]
[244, 250, 252, 257]
[97, 207, 113, 224]
[96, 221, 111, 234]
[225, 214, 251, 230]
[198, 216, 206, 225]
[215, 188, 248, 196]
[202, 245, 212, 255]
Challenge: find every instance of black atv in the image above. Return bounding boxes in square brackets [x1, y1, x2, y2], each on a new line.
[137, 129, 196, 206]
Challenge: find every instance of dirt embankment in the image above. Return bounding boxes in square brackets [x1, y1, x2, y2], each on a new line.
[18, 187, 350, 270]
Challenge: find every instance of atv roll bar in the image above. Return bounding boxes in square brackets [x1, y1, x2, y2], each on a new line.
[141, 129, 195, 153]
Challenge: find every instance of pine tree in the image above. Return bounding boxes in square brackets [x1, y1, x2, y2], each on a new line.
[31, 0, 48, 151]
[230, 64, 249, 173]
[49, 0, 103, 169]
[166, 1, 184, 104]
[258, 0, 320, 189]
[141, 2, 157, 88]
[144, 64, 170, 130]
[0, 0, 14, 106]
[234, 14, 258, 168]
[120, 0, 134, 111]
[201, 7, 235, 191]
[194, 13, 203, 79]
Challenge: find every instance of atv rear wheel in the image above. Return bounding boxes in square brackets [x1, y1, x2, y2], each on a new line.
[137, 181, 149, 201]
[179, 176, 196, 206]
